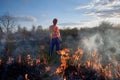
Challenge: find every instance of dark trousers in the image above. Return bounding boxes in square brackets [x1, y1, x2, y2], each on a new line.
[49, 38, 60, 55]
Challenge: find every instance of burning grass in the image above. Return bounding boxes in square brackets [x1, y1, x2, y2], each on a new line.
[54, 48, 120, 80]
[0, 46, 120, 80]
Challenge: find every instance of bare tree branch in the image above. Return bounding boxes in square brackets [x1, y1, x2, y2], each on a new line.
[0, 13, 16, 34]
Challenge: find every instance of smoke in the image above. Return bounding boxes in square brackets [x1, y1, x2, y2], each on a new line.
[77, 27, 120, 65]
[0, 27, 50, 59]
[80, 33, 104, 52]
[13, 40, 39, 58]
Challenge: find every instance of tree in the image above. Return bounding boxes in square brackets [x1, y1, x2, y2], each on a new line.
[0, 26, 3, 33]
[0, 13, 16, 34]
[0, 26, 3, 40]
[99, 21, 113, 28]
[36, 25, 43, 32]
[17, 24, 22, 33]
[31, 25, 36, 32]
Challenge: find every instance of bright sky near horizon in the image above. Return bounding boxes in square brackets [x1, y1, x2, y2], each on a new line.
[0, 0, 120, 29]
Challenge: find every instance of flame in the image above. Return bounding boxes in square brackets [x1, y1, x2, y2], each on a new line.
[72, 48, 84, 66]
[45, 66, 51, 72]
[0, 59, 2, 65]
[64, 77, 66, 80]
[55, 48, 70, 74]
[54, 47, 120, 80]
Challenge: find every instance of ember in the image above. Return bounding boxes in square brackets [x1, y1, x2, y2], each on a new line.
[0, 54, 51, 80]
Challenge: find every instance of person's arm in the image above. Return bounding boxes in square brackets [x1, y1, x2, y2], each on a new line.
[59, 34, 62, 42]
[56, 27, 62, 42]
[49, 26, 52, 40]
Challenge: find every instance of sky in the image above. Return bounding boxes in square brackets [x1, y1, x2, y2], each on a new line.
[0, 0, 120, 29]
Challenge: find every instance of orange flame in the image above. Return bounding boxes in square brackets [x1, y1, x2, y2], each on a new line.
[55, 48, 70, 74]
[54, 47, 120, 80]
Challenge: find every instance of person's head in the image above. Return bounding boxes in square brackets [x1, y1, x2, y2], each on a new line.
[53, 18, 58, 25]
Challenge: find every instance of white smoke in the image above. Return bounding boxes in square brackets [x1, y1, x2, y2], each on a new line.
[81, 33, 104, 52]
[78, 27, 120, 65]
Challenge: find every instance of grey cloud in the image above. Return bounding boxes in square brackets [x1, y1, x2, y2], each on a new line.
[75, 4, 94, 10]
[97, 0, 115, 5]
[14, 16, 37, 22]
[101, 8, 120, 13]
[95, 8, 120, 18]
[81, 0, 120, 18]
[108, 0, 116, 3]
[112, 4, 120, 8]
[73, 0, 120, 27]
[58, 22, 81, 26]
[93, 0, 100, 3]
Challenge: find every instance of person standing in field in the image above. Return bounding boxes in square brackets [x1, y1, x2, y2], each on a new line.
[49, 18, 62, 56]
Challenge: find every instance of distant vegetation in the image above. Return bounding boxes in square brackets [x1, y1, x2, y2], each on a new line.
[0, 13, 120, 62]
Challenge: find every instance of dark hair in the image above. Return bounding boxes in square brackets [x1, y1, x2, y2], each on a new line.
[53, 18, 57, 21]
[53, 18, 58, 25]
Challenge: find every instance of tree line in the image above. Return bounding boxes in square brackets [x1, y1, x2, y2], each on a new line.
[0, 13, 120, 45]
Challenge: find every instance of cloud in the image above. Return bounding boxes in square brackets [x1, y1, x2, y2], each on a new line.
[59, 22, 81, 27]
[93, 0, 100, 3]
[75, 4, 94, 10]
[96, 8, 120, 17]
[79, 17, 120, 28]
[51, 0, 120, 28]
[75, 0, 120, 17]
[58, 22, 83, 29]
[14, 16, 37, 22]
[95, 0, 120, 10]
[74, 0, 120, 27]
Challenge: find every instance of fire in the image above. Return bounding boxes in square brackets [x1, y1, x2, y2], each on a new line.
[0, 46, 119, 80]
[55, 48, 70, 74]
[54, 47, 120, 80]
[64, 77, 66, 80]
[72, 48, 84, 66]
[0, 59, 2, 65]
